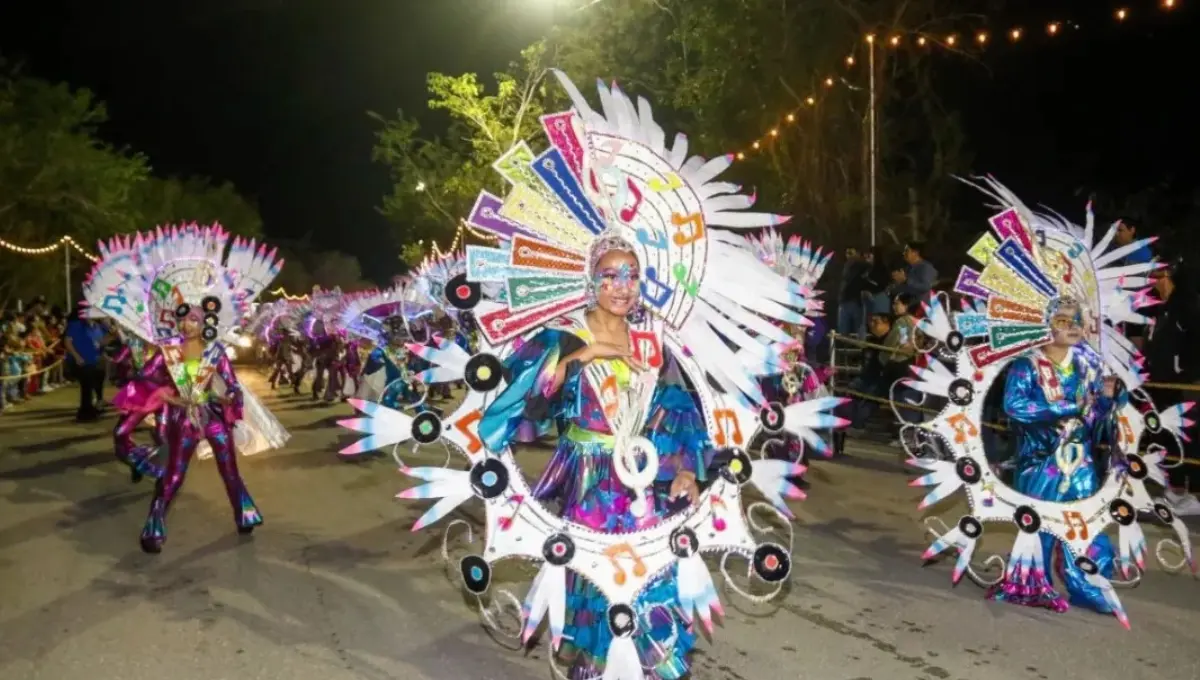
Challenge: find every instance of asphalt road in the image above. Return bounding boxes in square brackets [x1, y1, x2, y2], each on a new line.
[1, 371, 1198, 680]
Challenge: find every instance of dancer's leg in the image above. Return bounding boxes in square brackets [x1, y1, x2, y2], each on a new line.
[205, 417, 263, 532]
[139, 412, 199, 553]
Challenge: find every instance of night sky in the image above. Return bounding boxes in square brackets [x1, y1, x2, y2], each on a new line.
[3, 1, 1197, 284]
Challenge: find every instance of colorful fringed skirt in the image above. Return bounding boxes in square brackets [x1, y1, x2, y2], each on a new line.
[533, 427, 694, 680]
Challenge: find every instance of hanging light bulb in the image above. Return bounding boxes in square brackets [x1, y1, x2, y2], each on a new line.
[889, 35, 901, 46]
[946, 34, 958, 46]
[1116, 8, 1128, 20]
[786, 113, 796, 122]
[917, 36, 928, 46]
[1010, 28, 1022, 41]
[976, 31, 988, 44]
[806, 96, 815, 105]
[845, 55, 855, 66]
[1048, 22, 1060, 35]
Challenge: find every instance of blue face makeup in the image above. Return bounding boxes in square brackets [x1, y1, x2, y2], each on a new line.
[594, 263, 639, 289]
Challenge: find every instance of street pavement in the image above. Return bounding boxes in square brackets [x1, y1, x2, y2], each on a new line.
[1, 370, 1198, 680]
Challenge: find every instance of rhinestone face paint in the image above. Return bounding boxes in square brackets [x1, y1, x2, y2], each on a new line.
[593, 263, 640, 292]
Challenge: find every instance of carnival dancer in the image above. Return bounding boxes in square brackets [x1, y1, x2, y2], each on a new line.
[267, 331, 296, 389]
[83, 224, 288, 553]
[747, 232, 832, 472]
[334, 285, 424, 411]
[985, 296, 1120, 611]
[478, 238, 706, 678]
[909, 179, 1192, 628]
[366, 315, 426, 410]
[342, 332, 364, 399]
[343, 72, 846, 679]
[247, 299, 297, 390]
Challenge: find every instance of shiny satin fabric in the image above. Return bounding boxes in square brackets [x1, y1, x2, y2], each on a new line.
[478, 328, 703, 680]
[112, 347, 263, 551]
[988, 346, 1118, 613]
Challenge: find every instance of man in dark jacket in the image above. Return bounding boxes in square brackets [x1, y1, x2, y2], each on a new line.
[891, 242, 938, 313]
[1144, 257, 1200, 515]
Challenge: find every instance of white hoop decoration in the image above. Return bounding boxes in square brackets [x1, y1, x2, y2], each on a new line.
[615, 435, 659, 518]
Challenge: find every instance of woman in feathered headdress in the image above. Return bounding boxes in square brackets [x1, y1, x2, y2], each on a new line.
[345, 72, 846, 680]
[910, 180, 1193, 627]
[85, 224, 288, 553]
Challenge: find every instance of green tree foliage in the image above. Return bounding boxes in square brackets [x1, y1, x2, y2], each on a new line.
[373, 0, 979, 257]
[134, 176, 263, 237]
[0, 64, 264, 308]
[547, 0, 979, 250]
[266, 236, 373, 295]
[370, 43, 562, 250]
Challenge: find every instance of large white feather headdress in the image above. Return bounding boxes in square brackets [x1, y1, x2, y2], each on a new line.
[82, 224, 283, 344]
[939, 177, 1158, 388]
[457, 70, 818, 403]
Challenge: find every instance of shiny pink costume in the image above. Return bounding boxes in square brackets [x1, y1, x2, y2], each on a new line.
[112, 345, 262, 553]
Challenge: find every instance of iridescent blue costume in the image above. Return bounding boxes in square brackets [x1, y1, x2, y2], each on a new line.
[479, 327, 706, 679]
[988, 345, 1118, 612]
[362, 345, 422, 409]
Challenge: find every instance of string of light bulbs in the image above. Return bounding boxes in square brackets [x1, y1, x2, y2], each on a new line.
[0, 235, 98, 262]
[422, 219, 500, 260]
[268, 287, 311, 301]
[732, 0, 1182, 159]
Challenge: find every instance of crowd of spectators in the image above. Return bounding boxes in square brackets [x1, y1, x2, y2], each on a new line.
[1, 297, 121, 422]
[0, 296, 68, 414]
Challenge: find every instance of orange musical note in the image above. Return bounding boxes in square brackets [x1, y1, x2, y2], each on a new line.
[600, 374, 619, 420]
[454, 410, 483, 454]
[710, 496, 728, 531]
[670, 212, 706, 246]
[629, 330, 663, 369]
[713, 409, 744, 446]
[1062, 510, 1089, 541]
[604, 542, 647, 586]
[947, 414, 979, 444]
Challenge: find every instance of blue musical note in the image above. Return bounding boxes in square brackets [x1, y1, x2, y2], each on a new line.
[636, 228, 668, 250]
[101, 293, 126, 314]
[640, 267, 674, 309]
[1066, 242, 1085, 259]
